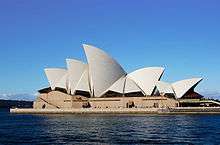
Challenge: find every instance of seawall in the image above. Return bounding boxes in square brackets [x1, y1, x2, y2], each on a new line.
[168, 107, 220, 114]
[10, 108, 159, 114]
[10, 107, 220, 114]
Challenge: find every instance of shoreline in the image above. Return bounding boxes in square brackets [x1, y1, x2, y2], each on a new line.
[10, 107, 220, 115]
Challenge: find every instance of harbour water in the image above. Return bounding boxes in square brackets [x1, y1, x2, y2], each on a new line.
[1, 108, 220, 144]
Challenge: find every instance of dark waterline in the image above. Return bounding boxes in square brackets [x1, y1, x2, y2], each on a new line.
[1, 109, 220, 144]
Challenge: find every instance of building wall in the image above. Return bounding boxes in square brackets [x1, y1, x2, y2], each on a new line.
[33, 93, 57, 109]
[34, 91, 87, 109]
[34, 91, 179, 109]
[89, 98, 123, 108]
[89, 97, 178, 109]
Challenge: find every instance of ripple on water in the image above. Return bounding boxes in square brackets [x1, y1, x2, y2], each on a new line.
[0, 110, 220, 144]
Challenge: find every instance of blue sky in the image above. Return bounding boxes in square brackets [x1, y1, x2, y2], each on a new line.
[0, 0, 220, 98]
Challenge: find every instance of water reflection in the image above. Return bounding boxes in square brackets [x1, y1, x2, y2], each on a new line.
[1, 111, 220, 144]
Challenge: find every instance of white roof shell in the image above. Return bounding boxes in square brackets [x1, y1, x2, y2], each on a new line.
[44, 68, 67, 90]
[156, 81, 174, 94]
[83, 44, 126, 97]
[66, 59, 87, 95]
[74, 67, 90, 92]
[172, 78, 203, 98]
[108, 76, 126, 93]
[108, 76, 144, 94]
[124, 77, 142, 93]
[128, 67, 165, 96]
[56, 73, 68, 89]
[43, 44, 203, 99]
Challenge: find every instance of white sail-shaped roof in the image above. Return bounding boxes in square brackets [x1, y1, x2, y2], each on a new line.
[124, 77, 142, 93]
[172, 78, 203, 98]
[83, 44, 126, 97]
[56, 73, 68, 89]
[128, 67, 164, 96]
[66, 59, 87, 95]
[75, 68, 90, 92]
[44, 68, 67, 90]
[156, 81, 174, 94]
[108, 76, 126, 93]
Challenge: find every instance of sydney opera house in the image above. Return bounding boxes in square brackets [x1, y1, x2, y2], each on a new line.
[34, 44, 220, 109]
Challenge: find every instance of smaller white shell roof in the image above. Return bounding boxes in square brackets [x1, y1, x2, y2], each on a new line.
[75, 67, 90, 92]
[128, 67, 165, 96]
[124, 77, 142, 93]
[156, 81, 174, 94]
[56, 73, 68, 89]
[108, 76, 126, 93]
[44, 68, 67, 90]
[172, 78, 203, 98]
[66, 59, 87, 95]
